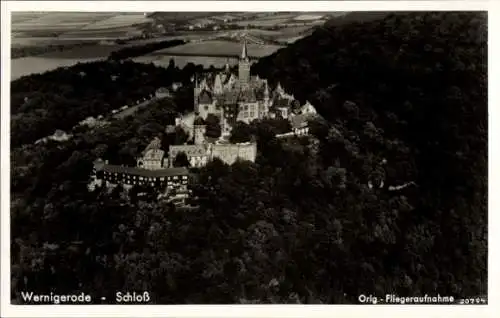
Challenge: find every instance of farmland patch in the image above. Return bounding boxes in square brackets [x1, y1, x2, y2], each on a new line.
[151, 40, 283, 57]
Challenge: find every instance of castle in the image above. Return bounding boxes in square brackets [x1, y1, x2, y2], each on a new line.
[193, 40, 272, 136]
[90, 40, 318, 203]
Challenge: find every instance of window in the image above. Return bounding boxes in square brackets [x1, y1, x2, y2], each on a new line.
[249, 111, 255, 118]
[204, 105, 209, 111]
[182, 176, 188, 180]
[173, 176, 178, 180]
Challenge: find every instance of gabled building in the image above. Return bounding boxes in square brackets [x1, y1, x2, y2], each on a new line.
[137, 137, 166, 170]
[290, 114, 310, 136]
[299, 101, 317, 116]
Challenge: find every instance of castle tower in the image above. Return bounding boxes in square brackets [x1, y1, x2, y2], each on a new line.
[238, 40, 250, 86]
[264, 81, 270, 101]
[194, 124, 207, 145]
[214, 73, 223, 95]
[193, 74, 200, 111]
[262, 81, 270, 118]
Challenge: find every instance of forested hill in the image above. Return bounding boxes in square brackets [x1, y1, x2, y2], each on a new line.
[10, 12, 487, 304]
[252, 12, 487, 297]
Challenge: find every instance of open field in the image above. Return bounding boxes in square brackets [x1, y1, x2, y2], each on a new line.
[151, 40, 283, 57]
[80, 14, 152, 30]
[11, 12, 118, 32]
[12, 12, 150, 48]
[11, 37, 102, 48]
[249, 13, 299, 21]
[293, 14, 326, 21]
[235, 18, 294, 27]
[59, 27, 143, 39]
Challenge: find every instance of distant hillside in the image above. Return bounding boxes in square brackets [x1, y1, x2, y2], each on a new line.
[324, 11, 395, 27]
[148, 12, 223, 23]
[252, 11, 487, 297]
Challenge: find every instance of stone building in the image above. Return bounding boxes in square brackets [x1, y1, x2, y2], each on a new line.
[92, 158, 190, 196]
[169, 144, 210, 168]
[193, 41, 273, 136]
[290, 114, 310, 136]
[136, 137, 166, 170]
[168, 122, 257, 167]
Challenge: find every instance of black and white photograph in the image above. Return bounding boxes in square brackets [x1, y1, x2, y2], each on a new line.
[0, 0, 493, 316]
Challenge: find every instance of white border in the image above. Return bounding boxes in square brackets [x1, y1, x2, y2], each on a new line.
[1, 1, 497, 317]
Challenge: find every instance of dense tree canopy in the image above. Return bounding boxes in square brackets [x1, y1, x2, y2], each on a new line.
[204, 114, 222, 139]
[11, 60, 204, 147]
[11, 12, 487, 304]
[252, 11, 487, 299]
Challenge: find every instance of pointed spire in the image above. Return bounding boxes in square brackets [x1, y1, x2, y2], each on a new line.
[241, 39, 248, 60]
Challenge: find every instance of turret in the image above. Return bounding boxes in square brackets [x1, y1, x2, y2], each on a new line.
[238, 40, 250, 86]
[194, 124, 207, 145]
[241, 39, 248, 60]
[264, 81, 270, 100]
[214, 74, 223, 94]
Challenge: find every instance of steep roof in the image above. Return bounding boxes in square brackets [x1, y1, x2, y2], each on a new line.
[241, 40, 248, 59]
[142, 136, 162, 155]
[218, 91, 239, 105]
[198, 89, 213, 104]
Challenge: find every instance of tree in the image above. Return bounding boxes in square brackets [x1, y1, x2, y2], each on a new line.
[229, 121, 253, 143]
[205, 114, 222, 139]
[173, 152, 190, 167]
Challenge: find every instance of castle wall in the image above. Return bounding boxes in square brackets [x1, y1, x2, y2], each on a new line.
[211, 142, 257, 165]
[169, 145, 209, 168]
[238, 61, 250, 85]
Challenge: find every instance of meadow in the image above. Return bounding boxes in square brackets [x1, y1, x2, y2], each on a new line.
[11, 12, 150, 47]
[235, 18, 294, 27]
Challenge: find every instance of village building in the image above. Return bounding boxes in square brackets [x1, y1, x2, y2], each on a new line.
[299, 101, 317, 115]
[155, 87, 172, 99]
[50, 130, 72, 142]
[36, 130, 73, 144]
[290, 114, 310, 136]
